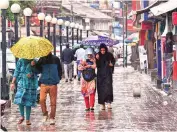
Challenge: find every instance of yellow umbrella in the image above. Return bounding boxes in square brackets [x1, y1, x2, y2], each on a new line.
[11, 36, 54, 59]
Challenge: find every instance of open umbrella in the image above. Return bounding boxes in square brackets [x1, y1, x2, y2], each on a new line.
[11, 36, 53, 59]
[80, 35, 119, 46]
[125, 32, 139, 43]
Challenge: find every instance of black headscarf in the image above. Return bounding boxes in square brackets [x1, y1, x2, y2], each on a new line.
[97, 43, 109, 67]
[99, 43, 108, 53]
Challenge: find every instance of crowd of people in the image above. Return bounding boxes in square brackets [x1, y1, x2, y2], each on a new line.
[10, 43, 115, 126]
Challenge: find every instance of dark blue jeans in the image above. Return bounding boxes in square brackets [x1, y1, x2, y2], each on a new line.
[77, 60, 81, 79]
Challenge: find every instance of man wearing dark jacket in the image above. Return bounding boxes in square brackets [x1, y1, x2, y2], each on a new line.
[61, 44, 74, 82]
[36, 52, 62, 125]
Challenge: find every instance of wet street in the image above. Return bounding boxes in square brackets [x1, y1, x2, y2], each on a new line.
[4, 67, 177, 131]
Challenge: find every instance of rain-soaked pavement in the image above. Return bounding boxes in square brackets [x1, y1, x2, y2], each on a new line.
[3, 67, 177, 131]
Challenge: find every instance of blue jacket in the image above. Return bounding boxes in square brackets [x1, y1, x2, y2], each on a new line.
[36, 54, 62, 85]
[61, 48, 74, 64]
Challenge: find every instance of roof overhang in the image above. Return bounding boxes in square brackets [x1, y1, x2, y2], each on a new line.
[136, 0, 164, 15]
[150, 0, 177, 16]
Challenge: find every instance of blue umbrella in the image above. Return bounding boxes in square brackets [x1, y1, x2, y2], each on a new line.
[80, 35, 119, 46]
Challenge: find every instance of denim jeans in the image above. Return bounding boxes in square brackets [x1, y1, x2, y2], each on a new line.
[77, 60, 81, 79]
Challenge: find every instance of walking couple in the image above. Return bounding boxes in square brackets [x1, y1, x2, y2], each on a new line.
[10, 52, 62, 125]
[79, 43, 115, 111]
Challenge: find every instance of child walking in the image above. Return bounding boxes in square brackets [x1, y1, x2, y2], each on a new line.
[78, 48, 96, 111]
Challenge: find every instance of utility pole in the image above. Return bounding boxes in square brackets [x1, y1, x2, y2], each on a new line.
[122, 1, 125, 67]
[70, 0, 74, 22]
[125, 2, 128, 67]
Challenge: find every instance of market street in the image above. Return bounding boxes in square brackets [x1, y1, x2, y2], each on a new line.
[3, 67, 177, 131]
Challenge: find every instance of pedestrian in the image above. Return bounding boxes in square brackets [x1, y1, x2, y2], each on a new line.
[35, 52, 62, 125]
[10, 59, 38, 125]
[96, 43, 115, 110]
[72, 47, 79, 79]
[61, 44, 74, 82]
[78, 48, 96, 111]
[164, 32, 174, 82]
[75, 44, 86, 81]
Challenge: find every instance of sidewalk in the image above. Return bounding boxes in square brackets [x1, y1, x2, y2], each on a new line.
[3, 66, 177, 131]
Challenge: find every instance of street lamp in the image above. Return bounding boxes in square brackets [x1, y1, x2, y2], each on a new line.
[86, 26, 90, 38]
[11, 3, 21, 46]
[11, 3, 20, 76]
[51, 17, 57, 55]
[45, 15, 52, 41]
[65, 21, 70, 43]
[57, 19, 64, 58]
[38, 13, 45, 37]
[70, 22, 75, 47]
[75, 23, 79, 43]
[0, 0, 9, 99]
[79, 25, 83, 41]
[23, 8, 32, 36]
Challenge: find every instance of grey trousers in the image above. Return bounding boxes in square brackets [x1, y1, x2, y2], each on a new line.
[64, 63, 73, 80]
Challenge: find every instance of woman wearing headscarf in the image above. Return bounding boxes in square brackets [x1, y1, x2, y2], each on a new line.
[10, 59, 38, 125]
[96, 43, 115, 110]
[78, 48, 96, 111]
[164, 32, 174, 82]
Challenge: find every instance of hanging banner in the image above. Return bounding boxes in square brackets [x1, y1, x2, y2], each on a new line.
[139, 30, 146, 46]
[141, 21, 153, 30]
[172, 12, 177, 26]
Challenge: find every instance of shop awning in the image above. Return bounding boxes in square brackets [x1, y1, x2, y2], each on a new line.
[136, 0, 160, 15]
[128, 0, 161, 17]
[150, 0, 177, 16]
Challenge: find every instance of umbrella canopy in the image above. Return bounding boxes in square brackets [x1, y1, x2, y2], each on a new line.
[72, 43, 80, 49]
[11, 36, 53, 59]
[125, 32, 139, 43]
[80, 35, 119, 46]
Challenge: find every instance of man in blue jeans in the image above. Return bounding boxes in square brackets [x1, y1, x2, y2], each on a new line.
[75, 45, 85, 81]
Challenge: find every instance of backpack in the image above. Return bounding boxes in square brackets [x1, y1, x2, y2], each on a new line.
[82, 60, 95, 82]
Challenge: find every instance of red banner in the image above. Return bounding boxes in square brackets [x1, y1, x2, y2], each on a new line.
[139, 30, 146, 46]
[172, 12, 177, 26]
[141, 21, 153, 30]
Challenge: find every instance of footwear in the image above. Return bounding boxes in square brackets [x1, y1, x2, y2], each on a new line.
[100, 104, 105, 110]
[65, 79, 68, 82]
[85, 108, 90, 111]
[90, 107, 94, 111]
[17, 117, 24, 124]
[69, 79, 73, 82]
[50, 119, 55, 125]
[26, 120, 31, 125]
[42, 115, 48, 123]
[107, 103, 112, 109]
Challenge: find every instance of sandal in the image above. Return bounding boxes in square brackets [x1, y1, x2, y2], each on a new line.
[17, 117, 24, 124]
[26, 120, 31, 125]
